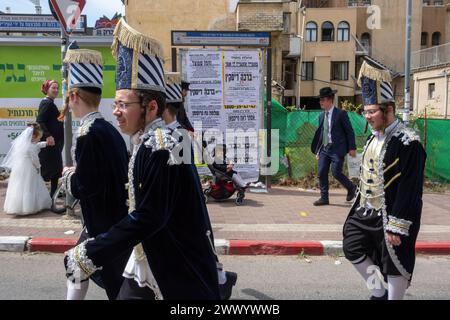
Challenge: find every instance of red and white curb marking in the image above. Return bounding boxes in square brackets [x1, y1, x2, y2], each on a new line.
[1, 237, 450, 255]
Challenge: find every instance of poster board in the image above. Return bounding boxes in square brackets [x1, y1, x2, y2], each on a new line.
[182, 49, 263, 182]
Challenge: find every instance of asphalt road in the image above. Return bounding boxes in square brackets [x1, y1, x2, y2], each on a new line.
[0, 252, 449, 300]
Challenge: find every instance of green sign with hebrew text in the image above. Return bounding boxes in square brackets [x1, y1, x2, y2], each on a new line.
[0, 46, 116, 98]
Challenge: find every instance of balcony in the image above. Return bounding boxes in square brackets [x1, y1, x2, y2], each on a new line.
[303, 0, 331, 7]
[237, 10, 284, 32]
[236, 1, 285, 31]
[412, 43, 450, 71]
[347, 0, 372, 7]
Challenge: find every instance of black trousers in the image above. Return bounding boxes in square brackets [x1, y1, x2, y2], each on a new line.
[318, 146, 354, 200]
[116, 278, 156, 300]
[343, 208, 401, 276]
[50, 176, 59, 197]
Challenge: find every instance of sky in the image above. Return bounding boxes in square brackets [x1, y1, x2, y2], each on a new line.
[1, 0, 125, 27]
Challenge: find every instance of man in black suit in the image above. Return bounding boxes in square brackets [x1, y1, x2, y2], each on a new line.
[177, 80, 194, 132]
[311, 87, 357, 206]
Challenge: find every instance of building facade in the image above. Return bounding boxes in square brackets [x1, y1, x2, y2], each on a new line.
[412, 41, 450, 118]
[121, 0, 450, 111]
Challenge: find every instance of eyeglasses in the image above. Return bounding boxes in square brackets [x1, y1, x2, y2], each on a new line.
[111, 101, 141, 111]
[362, 109, 380, 116]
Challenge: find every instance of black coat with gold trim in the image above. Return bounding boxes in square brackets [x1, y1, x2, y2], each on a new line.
[79, 128, 220, 300]
[344, 122, 427, 280]
[69, 117, 131, 299]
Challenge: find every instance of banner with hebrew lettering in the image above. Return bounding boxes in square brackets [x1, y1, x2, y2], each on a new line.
[0, 46, 128, 163]
[0, 46, 116, 98]
[183, 49, 263, 181]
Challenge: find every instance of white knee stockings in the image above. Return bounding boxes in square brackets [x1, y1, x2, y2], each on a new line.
[66, 279, 89, 300]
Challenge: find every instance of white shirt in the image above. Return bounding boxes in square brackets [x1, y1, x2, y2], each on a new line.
[324, 106, 334, 144]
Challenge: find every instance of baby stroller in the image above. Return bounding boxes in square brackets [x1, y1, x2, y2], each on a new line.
[203, 163, 246, 206]
[51, 178, 80, 216]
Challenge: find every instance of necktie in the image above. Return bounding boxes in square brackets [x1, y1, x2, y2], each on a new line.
[323, 112, 329, 146]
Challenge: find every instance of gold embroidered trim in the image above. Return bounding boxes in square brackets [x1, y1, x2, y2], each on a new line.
[384, 158, 399, 174]
[384, 172, 401, 190]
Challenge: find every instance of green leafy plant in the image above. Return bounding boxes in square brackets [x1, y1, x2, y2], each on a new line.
[341, 100, 363, 114]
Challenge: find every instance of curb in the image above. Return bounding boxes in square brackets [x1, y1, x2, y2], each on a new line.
[28, 238, 77, 253]
[0, 236, 30, 252]
[229, 240, 325, 255]
[1, 238, 450, 256]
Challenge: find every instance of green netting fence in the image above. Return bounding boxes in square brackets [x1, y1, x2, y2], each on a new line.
[265, 99, 450, 183]
[415, 119, 450, 182]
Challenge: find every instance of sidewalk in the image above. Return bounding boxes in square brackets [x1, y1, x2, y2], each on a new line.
[1, 180, 450, 255]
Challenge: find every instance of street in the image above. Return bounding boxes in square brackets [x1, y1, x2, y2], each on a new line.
[0, 252, 449, 300]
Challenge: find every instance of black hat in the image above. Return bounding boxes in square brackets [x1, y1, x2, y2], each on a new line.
[317, 87, 337, 98]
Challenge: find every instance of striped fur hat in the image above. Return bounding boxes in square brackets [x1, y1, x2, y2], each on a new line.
[112, 18, 165, 93]
[164, 72, 182, 104]
[357, 57, 394, 106]
[64, 48, 103, 91]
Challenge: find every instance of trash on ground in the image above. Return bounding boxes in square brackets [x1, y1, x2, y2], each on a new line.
[298, 211, 309, 217]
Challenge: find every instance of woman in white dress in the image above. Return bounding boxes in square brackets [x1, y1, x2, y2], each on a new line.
[2, 122, 52, 215]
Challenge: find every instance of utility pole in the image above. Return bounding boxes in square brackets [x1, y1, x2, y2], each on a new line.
[266, 48, 272, 189]
[61, 29, 75, 216]
[297, 0, 306, 109]
[404, 0, 412, 126]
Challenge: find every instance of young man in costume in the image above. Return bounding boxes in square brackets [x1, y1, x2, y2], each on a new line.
[163, 71, 238, 300]
[342, 57, 427, 300]
[61, 44, 130, 300]
[64, 18, 220, 300]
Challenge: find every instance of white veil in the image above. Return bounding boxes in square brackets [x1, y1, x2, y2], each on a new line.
[1, 127, 33, 171]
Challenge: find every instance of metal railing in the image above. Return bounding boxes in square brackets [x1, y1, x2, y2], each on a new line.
[412, 43, 450, 70]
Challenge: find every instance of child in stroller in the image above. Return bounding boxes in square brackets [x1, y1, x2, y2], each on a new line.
[204, 144, 249, 205]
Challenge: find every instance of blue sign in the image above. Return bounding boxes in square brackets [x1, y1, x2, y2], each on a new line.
[172, 31, 271, 47]
[0, 14, 86, 33]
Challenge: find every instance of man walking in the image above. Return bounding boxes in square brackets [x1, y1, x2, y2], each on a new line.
[343, 58, 426, 300]
[61, 46, 130, 300]
[64, 18, 219, 300]
[311, 87, 357, 206]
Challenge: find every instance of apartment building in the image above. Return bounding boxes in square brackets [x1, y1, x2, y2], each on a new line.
[122, 0, 449, 110]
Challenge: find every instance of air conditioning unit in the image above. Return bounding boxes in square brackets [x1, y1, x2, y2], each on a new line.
[286, 36, 301, 58]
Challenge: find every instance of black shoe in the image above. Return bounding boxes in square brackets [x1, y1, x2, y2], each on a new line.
[313, 198, 329, 206]
[369, 291, 388, 300]
[346, 186, 356, 202]
[219, 271, 237, 300]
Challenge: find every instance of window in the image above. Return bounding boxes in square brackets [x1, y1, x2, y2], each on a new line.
[432, 32, 441, 46]
[421, 32, 428, 46]
[434, 0, 443, 5]
[301, 62, 314, 81]
[331, 62, 349, 80]
[337, 21, 350, 41]
[282, 58, 297, 90]
[322, 21, 334, 41]
[428, 83, 436, 99]
[283, 12, 291, 34]
[361, 33, 371, 52]
[305, 22, 317, 42]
